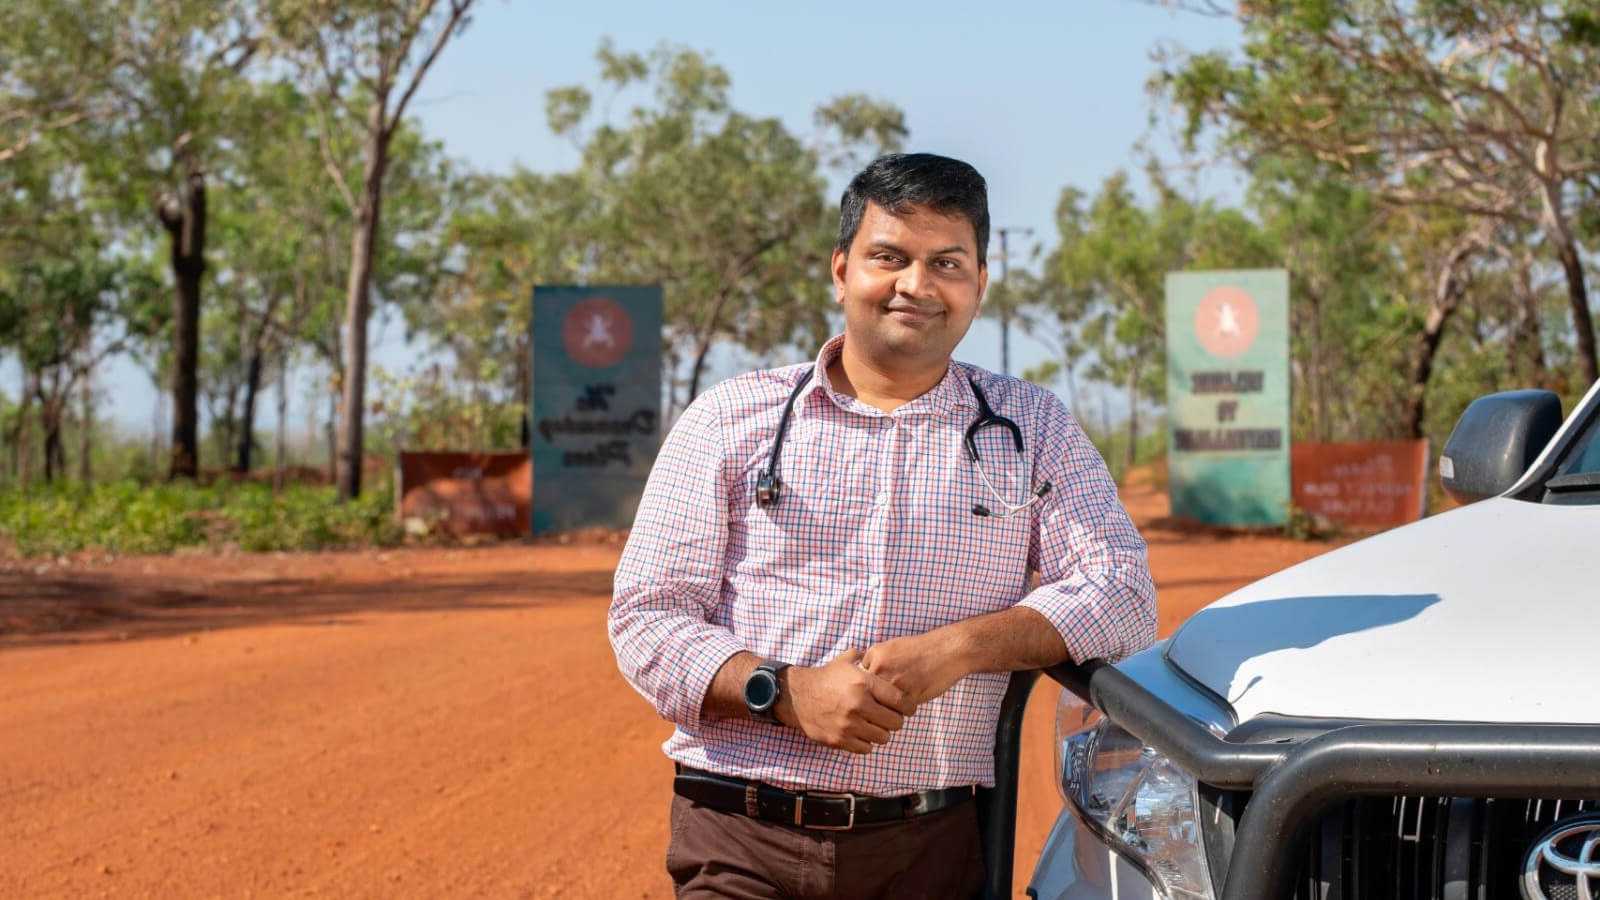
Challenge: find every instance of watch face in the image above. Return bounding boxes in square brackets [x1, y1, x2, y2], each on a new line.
[744, 669, 779, 711]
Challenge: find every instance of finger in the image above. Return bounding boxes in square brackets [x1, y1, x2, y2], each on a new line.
[840, 736, 874, 755]
[837, 648, 864, 666]
[859, 702, 905, 734]
[866, 673, 917, 717]
[851, 720, 892, 746]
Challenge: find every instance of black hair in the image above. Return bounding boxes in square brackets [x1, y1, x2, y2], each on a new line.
[835, 153, 990, 264]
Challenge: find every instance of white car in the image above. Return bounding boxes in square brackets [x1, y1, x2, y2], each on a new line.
[987, 381, 1600, 900]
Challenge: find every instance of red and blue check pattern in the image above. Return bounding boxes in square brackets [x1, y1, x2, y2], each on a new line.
[610, 336, 1157, 795]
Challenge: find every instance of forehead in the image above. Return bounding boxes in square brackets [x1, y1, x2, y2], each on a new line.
[853, 202, 980, 255]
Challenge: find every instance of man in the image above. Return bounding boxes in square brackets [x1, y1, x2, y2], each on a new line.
[610, 153, 1157, 899]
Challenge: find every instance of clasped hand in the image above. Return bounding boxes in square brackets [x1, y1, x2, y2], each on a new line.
[782, 638, 965, 755]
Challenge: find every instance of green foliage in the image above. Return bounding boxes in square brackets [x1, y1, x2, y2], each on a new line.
[1156, 0, 1600, 384]
[432, 40, 906, 415]
[0, 480, 402, 557]
[1044, 164, 1277, 415]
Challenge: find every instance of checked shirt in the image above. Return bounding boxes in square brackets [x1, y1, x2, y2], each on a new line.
[609, 336, 1157, 796]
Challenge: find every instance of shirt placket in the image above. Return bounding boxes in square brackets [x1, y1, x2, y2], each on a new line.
[864, 414, 896, 605]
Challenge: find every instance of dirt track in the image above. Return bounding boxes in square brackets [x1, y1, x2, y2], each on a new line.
[0, 478, 1339, 898]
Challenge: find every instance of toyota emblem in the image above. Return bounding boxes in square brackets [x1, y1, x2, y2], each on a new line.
[1522, 813, 1600, 900]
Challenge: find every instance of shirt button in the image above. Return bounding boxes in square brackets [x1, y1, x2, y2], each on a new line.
[875, 491, 890, 507]
[867, 575, 882, 589]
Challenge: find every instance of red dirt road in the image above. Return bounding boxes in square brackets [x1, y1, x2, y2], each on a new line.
[1, 479, 1339, 898]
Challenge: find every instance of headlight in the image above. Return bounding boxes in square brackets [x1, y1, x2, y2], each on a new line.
[1056, 691, 1215, 900]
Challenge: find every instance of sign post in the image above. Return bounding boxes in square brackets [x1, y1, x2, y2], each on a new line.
[530, 285, 662, 534]
[1165, 270, 1291, 526]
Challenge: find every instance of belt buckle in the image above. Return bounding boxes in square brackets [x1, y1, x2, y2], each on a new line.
[794, 790, 857, 831]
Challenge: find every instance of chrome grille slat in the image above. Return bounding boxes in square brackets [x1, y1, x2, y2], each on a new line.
[1281, 796, 1600, 899]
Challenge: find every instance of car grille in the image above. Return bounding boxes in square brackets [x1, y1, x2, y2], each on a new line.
[1286, 796, 1597, 899]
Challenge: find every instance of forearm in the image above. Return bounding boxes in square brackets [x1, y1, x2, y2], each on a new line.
[862, 606, 1068, 706]
[936, 606, 1070, 676]
[702, 651, 765, 722]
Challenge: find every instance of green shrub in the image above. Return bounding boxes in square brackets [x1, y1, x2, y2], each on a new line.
[0, 480, 403, 557]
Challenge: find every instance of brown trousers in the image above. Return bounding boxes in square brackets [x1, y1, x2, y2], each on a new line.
[666, 794, 986, 899]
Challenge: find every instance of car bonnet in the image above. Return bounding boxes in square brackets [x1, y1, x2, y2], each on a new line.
[1163, 497, 1600, 726]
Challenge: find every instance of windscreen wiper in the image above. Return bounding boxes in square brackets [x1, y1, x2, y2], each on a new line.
[1543, 470, 1600, 492]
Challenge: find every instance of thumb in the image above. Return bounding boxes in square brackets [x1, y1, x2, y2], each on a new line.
[837, 648, 864, 666]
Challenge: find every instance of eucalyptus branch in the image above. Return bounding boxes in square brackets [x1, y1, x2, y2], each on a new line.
[385, 0, 475, 143]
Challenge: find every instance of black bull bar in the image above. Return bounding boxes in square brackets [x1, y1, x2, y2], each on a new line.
[980, 661, 1600, 900]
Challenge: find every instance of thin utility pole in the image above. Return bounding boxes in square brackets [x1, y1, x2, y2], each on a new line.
[994, 226, 1033, 376]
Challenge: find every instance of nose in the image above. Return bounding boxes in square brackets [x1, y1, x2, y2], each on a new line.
[896, 261, 933, 299]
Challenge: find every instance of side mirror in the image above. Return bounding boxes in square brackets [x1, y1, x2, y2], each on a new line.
[1439, 390, 1563, 505]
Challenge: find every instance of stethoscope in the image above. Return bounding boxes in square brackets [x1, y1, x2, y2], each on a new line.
[754, 369, 1053, 518]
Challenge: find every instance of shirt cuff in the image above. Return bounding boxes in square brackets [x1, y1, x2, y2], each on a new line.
[1018, 574, 1155, 665]
[668, 628, 748, 731]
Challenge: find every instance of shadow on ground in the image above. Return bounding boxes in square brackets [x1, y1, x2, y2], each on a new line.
[0, 558, 615, 650]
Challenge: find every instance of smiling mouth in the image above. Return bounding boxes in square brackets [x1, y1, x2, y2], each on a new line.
[884, 304, 942, 323]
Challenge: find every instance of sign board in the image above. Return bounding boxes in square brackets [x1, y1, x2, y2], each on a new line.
[530, 285, 662, 534]
[1292, 440, 1430, 530]
[1165, 270, 1291, 526]
[397, 451, 531, 536]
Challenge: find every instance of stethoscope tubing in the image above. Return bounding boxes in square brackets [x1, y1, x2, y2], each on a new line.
[755, 368, 1051, 516]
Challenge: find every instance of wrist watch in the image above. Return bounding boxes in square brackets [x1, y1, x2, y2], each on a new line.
[743, 660, 792, 725]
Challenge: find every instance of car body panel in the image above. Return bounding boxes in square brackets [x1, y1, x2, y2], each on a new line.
[1027, 811, 1162, 900]
[1163, 497, 1599, 725]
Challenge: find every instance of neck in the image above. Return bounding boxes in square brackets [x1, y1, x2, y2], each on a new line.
[828, 341, 948, 413]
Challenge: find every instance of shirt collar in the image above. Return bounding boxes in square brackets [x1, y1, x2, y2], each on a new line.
[807, 335, 979, 418]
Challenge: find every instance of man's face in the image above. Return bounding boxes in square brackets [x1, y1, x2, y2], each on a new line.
[831, 202, 988, 373]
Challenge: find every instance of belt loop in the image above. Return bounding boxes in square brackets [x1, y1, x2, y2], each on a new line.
[744, 783, 760, 818]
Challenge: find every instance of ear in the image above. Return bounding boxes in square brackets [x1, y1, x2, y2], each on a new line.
[977, 262, 990, 309]
[830, 247, 848, 302]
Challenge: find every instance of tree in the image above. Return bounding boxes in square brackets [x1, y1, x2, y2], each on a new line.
[0, 251, 160, 482]
[539, 42, 905, 413]
[29, 0, 261, 479]
[1160, 0, 1600, 383]
[0, 1, 122, 165]
[1047, 166, 1276, 475]
[268, 0, 477, 501]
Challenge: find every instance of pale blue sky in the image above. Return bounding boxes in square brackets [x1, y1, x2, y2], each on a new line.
[101, 0, 1244, 437]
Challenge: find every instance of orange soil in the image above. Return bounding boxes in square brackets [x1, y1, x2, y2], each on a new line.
[0, 478, 1341, 898]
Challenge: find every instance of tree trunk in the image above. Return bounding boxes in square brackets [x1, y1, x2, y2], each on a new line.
[234, 349, 262, 474]
[326, 381, 338, 488]
[1536, 176, 1598, 385]
[687, 336, 715, 403]
[234, 318, 270, 473]
[39, 385, 64, 484]
[1508, 251, 1546, 388]
[159, 157, 206, 480]
[10, 365, 32, 483]
[274, 349, 289, 493]
[686, 288, 738, 403]
[1123, 366, 1138, 483]
[1304, 284, 1327, 443]
[78, 364, 93, 484]
[1402, 240, 1476, 439]
[337, 108, 390, 502]
[1553, 237, 1597, 386]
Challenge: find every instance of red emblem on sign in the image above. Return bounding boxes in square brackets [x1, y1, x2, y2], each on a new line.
[1194, 285, 1260, 358]
[562, 297, 633, 368]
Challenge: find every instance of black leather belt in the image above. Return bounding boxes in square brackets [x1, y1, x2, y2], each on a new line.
[672, 766, 976, 831]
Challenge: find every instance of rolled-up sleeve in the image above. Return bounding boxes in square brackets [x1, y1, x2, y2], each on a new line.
[608, 394, 745, 729]
[1018, 400, 1157, 664]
